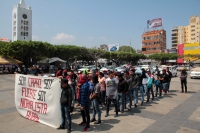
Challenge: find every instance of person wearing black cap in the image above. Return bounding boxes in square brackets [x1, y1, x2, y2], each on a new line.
[57, 79, 73, 133]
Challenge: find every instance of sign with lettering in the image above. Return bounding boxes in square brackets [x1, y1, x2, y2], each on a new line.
[15, 74, 61, 128]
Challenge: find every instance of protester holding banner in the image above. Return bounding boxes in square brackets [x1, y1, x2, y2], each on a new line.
[57, 79, 73, 133]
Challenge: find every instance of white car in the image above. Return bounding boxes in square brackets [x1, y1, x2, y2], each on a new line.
[78, 68, 89, 72]
[190, 67, 200, 79]
[152, 67, 162, 73]
[115, 66, 125, 72]
[100, 67, 109, 72]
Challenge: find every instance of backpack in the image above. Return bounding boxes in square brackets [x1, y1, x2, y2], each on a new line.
[147, 78, 153, 88]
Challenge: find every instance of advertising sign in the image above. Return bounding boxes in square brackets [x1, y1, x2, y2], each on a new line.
[108, 43, 119, 52]
[15, 74, 61, 128]
[147, 18, 162, 28]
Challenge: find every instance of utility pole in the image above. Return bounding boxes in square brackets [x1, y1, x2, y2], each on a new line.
[130, 38, 131, 53]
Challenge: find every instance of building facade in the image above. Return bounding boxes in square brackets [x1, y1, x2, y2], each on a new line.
[177, 42, 200, 64]
[171, 15, 200, 49]
[142, 29, 166, 55]
[100, 44, 109, 51]
[12, 0, 32, 42]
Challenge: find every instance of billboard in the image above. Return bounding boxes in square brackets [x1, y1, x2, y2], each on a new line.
[147, 18, 162, 28]
[108, 43, 119, 52]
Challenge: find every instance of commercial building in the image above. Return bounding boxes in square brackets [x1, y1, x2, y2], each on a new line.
[177, 42, 200, 64]
[100, 44, 109, 51]
[12, 0, 32, 42]
[142, 29, 166, 55]
[171, 15, 200, 49]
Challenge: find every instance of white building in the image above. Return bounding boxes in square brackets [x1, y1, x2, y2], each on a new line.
[12, 0, 32, 42]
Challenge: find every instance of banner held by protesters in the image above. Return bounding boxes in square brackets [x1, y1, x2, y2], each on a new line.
[15, 74, 61, 128]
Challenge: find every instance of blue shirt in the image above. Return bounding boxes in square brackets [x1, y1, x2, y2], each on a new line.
[80, 82, 90, 107]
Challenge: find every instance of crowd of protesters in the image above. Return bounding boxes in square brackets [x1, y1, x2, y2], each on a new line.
[51, 66, 188, 133]
[15, 66, 188, 133]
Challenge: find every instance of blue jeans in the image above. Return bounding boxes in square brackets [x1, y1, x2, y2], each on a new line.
[127, 89, 133, 107]
[143, 85, 147, 96]
[92, 100, 101, 121]
[117, 93, 126, 111]
[133, 86, 144, 104]
[162, 82, 169, 94]
[60, 105, 71, 129]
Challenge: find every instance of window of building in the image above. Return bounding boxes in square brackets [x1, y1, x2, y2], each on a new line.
[14, 21, 16, 25]
[24, 26, 26, 30]
[191, 25, 195, 28]
[191, 34, 195, 36]
[26, 27, 28, 31]
[142, 48, 146, 51]
[21, 32, 23, 36]
[26, 32, 28, 36]
[26, 21, 28, 25]
[13, 32, 16, 37]
[24, 32, 25, 36]
[191, 29, 195, 32]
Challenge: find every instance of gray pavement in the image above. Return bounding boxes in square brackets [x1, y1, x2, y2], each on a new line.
[0, 74, 200, 133]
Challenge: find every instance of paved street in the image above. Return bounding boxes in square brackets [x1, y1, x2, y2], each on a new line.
[0, 74, 200, 133]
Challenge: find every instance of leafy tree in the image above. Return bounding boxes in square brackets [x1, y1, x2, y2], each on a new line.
[179, 54, 200, 64]
[149, 53, 178, 63]
[119, 45, 136, 53]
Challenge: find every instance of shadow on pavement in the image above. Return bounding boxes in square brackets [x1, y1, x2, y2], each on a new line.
[91, 119, 120, 132]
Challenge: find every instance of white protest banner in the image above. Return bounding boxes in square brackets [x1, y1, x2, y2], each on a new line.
[15, 74, 61, 128]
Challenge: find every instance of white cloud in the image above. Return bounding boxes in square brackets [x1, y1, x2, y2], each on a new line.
[52, 33, 76, 43]
[32, 35, 39, 41]
[100, 36, 106, 40]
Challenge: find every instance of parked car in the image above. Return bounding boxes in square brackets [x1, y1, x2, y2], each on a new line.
[114, 66, 125, 72]
[135, 67, 142, 75]
[166, 66, 177, 77]
[176, 66, 185, 71]
[100, 67, 109, 72]
[140, 65, 154, 72]
[152, 66, 162, 73]
[190, 67, 200, 79]
[78, 68, 89, 72]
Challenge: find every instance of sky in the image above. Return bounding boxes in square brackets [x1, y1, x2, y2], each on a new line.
[1, 0, 200, 50]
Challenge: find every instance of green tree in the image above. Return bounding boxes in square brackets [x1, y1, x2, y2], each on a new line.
[119, 45, 136, 53]
[148, 53, 178, 63]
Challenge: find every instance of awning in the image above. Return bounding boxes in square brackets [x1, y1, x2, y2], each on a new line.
[0, 56, 23, 65]
[166, 60, 176, 63]
[48, 57, 66, 63]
